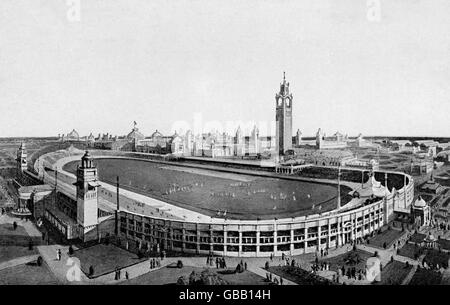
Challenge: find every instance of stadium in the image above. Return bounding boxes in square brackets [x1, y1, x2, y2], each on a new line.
[35, 148, 415, 257]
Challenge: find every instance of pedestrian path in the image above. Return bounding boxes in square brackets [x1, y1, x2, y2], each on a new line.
[96, 258, 172, 284]
[36, 244, 89, 285]
[247, 265, 296, 285]
[20, 219, 42, 237]
[93, 255, 297, 285]
[0, 214, 42, 237]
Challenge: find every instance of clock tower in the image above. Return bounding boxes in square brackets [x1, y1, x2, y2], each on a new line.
[76, 151, 100, 239]
[275, 72, 293, 156]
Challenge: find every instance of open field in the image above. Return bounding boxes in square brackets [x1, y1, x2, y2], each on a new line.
[73, 243, 147, 278]
[0, 246, 38, 264]
[373, 260, 413, 285]
[0, 223, 42, 246]
[409, 268, 443, 285]
[64, 158, 352, 220]
[0, 262, 59, 285]
[358, 152, 411, 172]
[0, 223, 41, 263]
[120, 266, 268, 285]
[319, 249, 373, 273]
[423, 249, 450, 269]
[268, 266, 335, 285]
[398, 243, 423, 260]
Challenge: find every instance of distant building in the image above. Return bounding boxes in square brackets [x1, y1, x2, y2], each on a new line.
[293, 129, 302, 146]
[315, 128, 348, 149]
[411, 160, 434, 175]
[60, 129, 80, 142]
[354, 133, 373, 148]
[345, 158, 379, 170]
[420, 178, 444, 195]
[413, 140, 438, 157]
[135, 130, 184, 155]
[390, 140, 412, 151]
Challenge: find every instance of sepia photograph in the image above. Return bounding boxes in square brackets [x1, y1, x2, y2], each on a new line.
[0, 0, 449, 298]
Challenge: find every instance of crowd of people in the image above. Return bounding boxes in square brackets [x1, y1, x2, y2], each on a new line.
[336, 266, 365, 281]
[163, 182, 201, 195]
[269, 192, 299, 201]
[247, 189, 267, 195]
[211, 192, 235, 198]
[114, 266, 129, 280]
[149, 257, 161, 269]
[265, 272, 283, 285]
[230, 182, 251, 187]
[311, 262, 330, 272]
[206, 255, 227, 269]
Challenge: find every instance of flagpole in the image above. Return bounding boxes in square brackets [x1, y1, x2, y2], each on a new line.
[337, 165, 341, 209]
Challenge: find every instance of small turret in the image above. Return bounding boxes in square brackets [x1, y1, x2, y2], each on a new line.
[16, 142, 27, 173]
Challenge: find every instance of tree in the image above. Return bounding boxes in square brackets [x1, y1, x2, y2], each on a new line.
[177, 276, 189, 285]
[177, 260, 183, 269]
[235, 263, 244, 273]
[188, 270, 227, 285]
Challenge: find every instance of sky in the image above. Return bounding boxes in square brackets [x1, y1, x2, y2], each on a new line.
[0, 0, 449, 138]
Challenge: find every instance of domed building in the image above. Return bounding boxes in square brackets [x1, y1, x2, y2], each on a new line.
[151, 130, 163, 139]
[61, 129, 80, 142]
[127, 126, 145, 142]
[412, 195, 431, 227]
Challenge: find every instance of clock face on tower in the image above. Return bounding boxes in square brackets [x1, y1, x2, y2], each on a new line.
[278, 98, 282, 106]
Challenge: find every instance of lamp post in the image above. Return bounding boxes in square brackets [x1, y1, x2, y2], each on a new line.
[115, 176, 120, 236]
